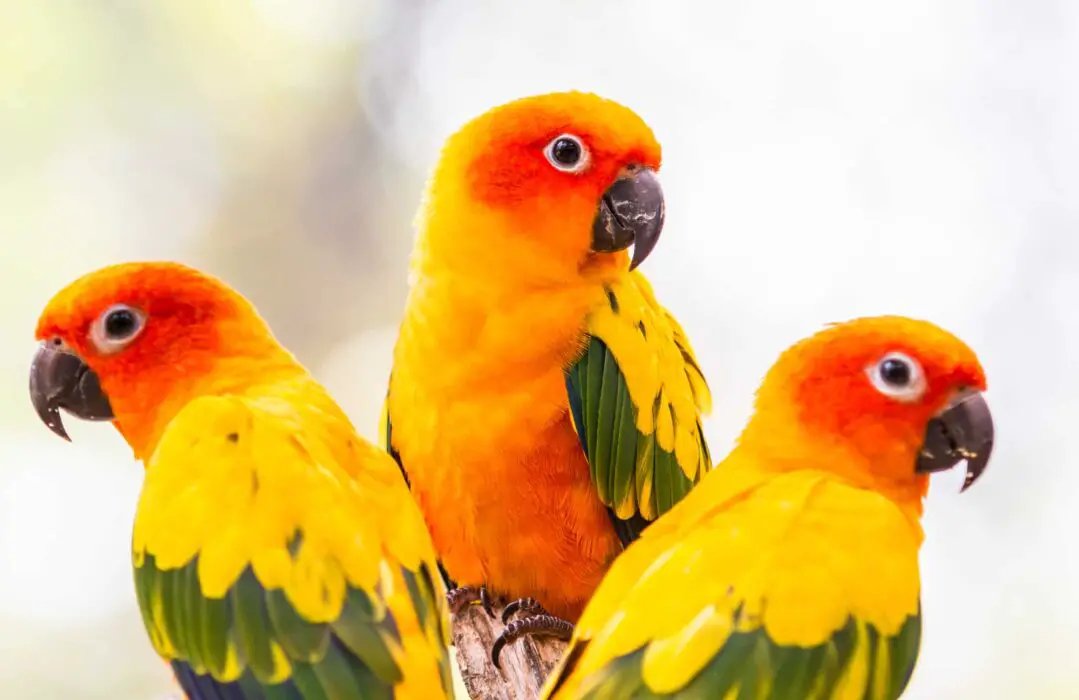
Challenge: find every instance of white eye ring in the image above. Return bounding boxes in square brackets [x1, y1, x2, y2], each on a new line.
[90, 304, 146, 355]
[867, 351, 926, 402]
[544, 133, 590, 173]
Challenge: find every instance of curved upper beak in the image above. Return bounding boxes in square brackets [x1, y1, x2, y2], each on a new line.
[916, 390, 994, 492]
[29, 342, 113, 441]
[591, 166, 665, 271]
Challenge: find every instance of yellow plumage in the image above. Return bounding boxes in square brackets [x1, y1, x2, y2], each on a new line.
[383, 92, 714, 632]
[29, 262, 455, 700]
[132, 378, 452, 699]
[543, 316, 993, 700]
[544, 462, 922, 699]
[586, 271, 712, 519]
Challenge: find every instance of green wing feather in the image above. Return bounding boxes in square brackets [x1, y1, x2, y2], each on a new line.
[551, 613, 921, 700]
[131, 394, 453, 700]
[134, 546, 427, 698]
[567, 275, 712, 545]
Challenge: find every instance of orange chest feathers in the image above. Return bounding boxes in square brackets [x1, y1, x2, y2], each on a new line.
[388, 300, 621, 619]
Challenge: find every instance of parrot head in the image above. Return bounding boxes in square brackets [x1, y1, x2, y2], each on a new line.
[420, 91, 665, 281]
[743, 316, 994, 496]
[29, 262, 285, 456]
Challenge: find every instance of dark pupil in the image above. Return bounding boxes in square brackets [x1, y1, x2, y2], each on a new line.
[879, 358, 911, 386]
[105, 309, 137, 339]
[551, 138, 581, 165]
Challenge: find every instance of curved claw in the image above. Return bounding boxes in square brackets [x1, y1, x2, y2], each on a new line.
[447, 585, 479, 614]
[480, 586, 496, 619]
[446, 584, 497, 618]
[491, 614, 575, 669]
[501, 597, 546, 624]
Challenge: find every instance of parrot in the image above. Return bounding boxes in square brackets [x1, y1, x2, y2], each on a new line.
[29, 262, 455, 700]
[383, 91, 713, 665]
[540, 315, 995, 700]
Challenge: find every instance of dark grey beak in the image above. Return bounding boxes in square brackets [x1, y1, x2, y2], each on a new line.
[916, 390, 994, 492]
[29, 342, 113, 441]
[591, 166, 665, 271]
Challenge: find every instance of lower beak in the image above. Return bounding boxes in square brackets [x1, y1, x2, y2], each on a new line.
[916, 390, 994, 492]
[29, 342, 113, 441]
[591, 167, 665, 271]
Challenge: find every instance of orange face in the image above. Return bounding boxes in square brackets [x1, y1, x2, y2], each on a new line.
[457, 92, 662, 207]
[751, 316, 993, 491]
[425, 91, 667, 277]
[30, 262, 279, 451]
[35, 262, 258, 376]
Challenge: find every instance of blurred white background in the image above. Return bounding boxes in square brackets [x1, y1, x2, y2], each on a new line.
[1, 0, 1075, 697]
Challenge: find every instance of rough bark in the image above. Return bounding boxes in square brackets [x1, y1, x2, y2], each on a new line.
[451, 602, 569, 700]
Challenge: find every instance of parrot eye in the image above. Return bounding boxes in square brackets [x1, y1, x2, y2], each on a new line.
[867, 352, 926, 402]
[544, 134, 590, 173]
[90, 304, 146, 354]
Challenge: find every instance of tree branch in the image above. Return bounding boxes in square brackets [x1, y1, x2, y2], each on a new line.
[451, 602, 568, 700]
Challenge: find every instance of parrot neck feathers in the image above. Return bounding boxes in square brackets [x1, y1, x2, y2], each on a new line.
[107, 350, 305, 461]
[732, 417, 930, 516]
[414, 181, 630, 292]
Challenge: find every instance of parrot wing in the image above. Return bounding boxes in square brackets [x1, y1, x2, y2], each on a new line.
[131, 394, 453, 700]
[566, 270, 713, 545]
[543, 469, 922, 700]
[379, 393, 410, 488]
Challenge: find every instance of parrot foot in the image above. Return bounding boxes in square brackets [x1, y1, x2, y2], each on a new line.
[447, 584, 497, 618]
[500, 596, 549, 624]
[491, 612, 574, 669]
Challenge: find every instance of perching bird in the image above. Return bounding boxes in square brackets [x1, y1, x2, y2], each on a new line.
[384, 91, 712, 664]
[30, 262, 454, 700]
[541, 315, 994, 700]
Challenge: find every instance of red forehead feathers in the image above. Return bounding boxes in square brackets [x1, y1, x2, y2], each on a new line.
[35, 262, 249, 348]
[443, 92, 663, 207]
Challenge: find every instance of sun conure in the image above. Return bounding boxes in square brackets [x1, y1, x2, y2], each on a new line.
[541, 315, 995, 700]
[30, 262, 454, 700]
[383, 91, 712, 664]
